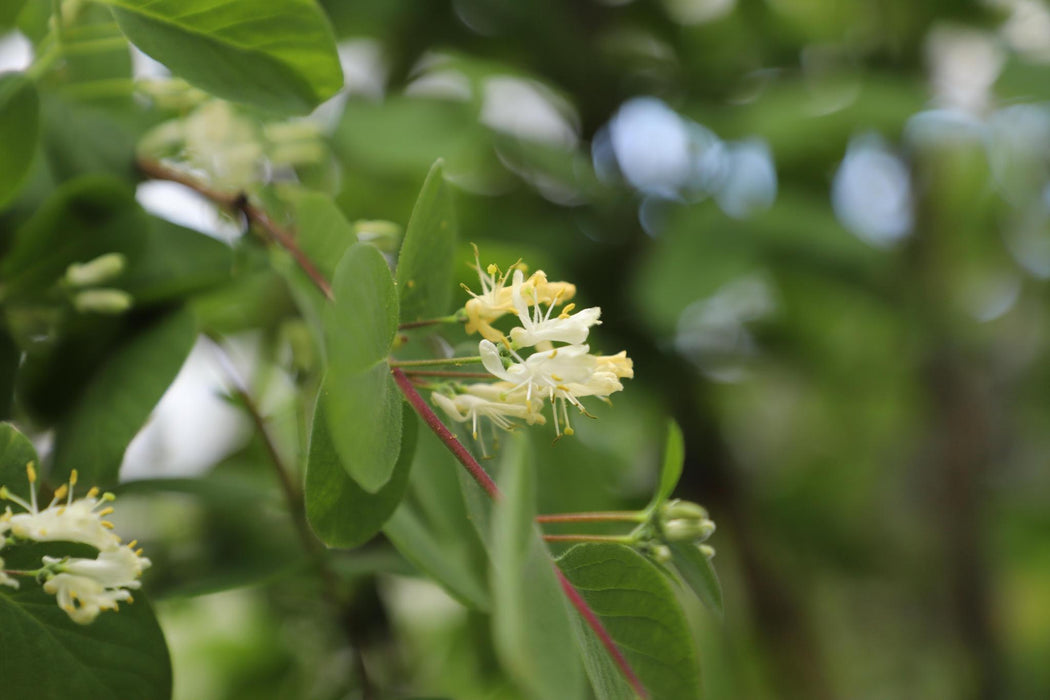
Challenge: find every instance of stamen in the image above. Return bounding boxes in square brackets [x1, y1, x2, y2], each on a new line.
[86, 487, 100, 499]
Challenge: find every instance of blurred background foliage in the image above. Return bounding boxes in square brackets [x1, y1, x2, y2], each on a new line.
[3, 0, 1050, 698]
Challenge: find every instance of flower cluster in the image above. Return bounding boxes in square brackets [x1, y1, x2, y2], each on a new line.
[432, 252, 633, 444]
[0, 465, 150, 624]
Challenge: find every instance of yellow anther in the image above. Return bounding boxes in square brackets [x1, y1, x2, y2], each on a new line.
[53, 484, 68, 501]
[26, 462, 36, 483]
[57, 507, 66, 515]
[127, 540, 138, 549]
[565, 427, 575, 436]
[558, 303, 576, 319]
[487, 263, 498, 275]
[135, 548, 144, 556]
[102, 492, 116, 502]
[0, 486, 9, 500]
[101, 521, 115, 529]
[126, 595, 134, 604]
[551, 374, 563, 382]
[97, 507, 115, 517]
[69, 470, 78, 487]
[86, 487, 100, 499]
[550, 349, 558, 358]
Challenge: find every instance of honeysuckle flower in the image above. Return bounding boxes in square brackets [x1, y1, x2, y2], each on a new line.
[432, 382, 544, 440]
[2, 467, 122, 552]
[462, 251, 577, 341]
[43, 546, 151, 590]
[509, 269, 601, 348]
[42, 573, 135, 625]
[0, 466, 149, 624]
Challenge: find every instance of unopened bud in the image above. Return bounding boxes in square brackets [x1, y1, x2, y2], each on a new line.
[663, 518, 716, 543]
[353, 220, 402, 252]
[699, 544, 715, 560]
[73, 289, 133, 315]
[65, 254, 126, 287]
[661, 500, 708, 522]
[650, 545, 672, 563]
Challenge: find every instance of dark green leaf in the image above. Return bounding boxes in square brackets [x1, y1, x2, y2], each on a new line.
[323, 243, 401, 492]
[650, 420, 684, 507]
[51, 308, 197, 486]
[0, 0, 29, 29]
[101, 0, 343, 113]
[558, 543, 703, 700]
[669, 542, 724, 619]
[0, 422, 38, 495]
[0, 330, 18, 420]
[396, 160, 457, 322]
[306, 392, 417, 548]
[291, 192, 359, 281]
[491, 434, 585, 700]
[0, 543, 171, 700]
[0, 72, 39, 210]
[40, 93, 138, 183]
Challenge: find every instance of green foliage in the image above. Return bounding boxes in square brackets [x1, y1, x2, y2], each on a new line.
[305, 396, 417, 547]
[558, 543, 704, 700]
[100, 0, 343, 113]
[652, 421, 685, 507]
[396, 160, 458, 322]
[490, 434, 585, 700]
[669, 542, 724, 620]
[0, 422, 37, 495]
[0, 73, 39, 210]
[0, 541, 171, 700]
[50, 308, 197, 486]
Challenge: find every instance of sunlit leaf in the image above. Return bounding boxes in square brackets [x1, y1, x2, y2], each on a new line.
[100, 0, 343, 113]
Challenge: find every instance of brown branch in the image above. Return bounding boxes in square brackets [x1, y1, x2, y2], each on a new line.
[136, 157, 334, 300]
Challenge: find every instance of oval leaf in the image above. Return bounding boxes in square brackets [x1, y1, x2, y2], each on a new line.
[396, 160, 457, 322]
[669, 542, 724, 619]
[0, 543, 171, 700]
[51, 308, 197, 486]
[0, 72, 39, 209]
[101, 0, 343, 113]
[323, 243, 401, 492]
[558, 543, 703, 700]
[491, 434, 585, 700]
[306, 392, 417, 548]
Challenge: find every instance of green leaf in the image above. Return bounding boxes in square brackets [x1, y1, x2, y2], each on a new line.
[669, 542, 724, 619]
[558, 543, 703, 700]
[100, 0, 343, 113]
[306, 391, 417, 548]
[51, 308, 197, 486]
[0, 0, 29, 29]
[650, 421, 684, 507]
[291, 192, 359, 282]
[323, 243, 401, 492]
[0, 542, 171, 700]
[0, 73, 39, 210]
[0, 330, 18, 420]
[0, 422, 39, 496]
[383, 426, 490, 610]
[490, 434, 585, 700]
[396, 160, 457, 322]
[39, 93, 138, 183]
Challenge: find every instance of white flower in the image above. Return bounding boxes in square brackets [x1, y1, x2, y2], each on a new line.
[508, 269, 601, 348]
[2, 468, 122, 552]
[462, 249, 576, 342]
[432, 382, 544, 440]
[42, 573, 134, 625]
[43, 546, 151, 589]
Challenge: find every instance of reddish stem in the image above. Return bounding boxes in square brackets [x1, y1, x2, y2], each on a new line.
[543, 534, 631, 543]
[401, 370, 495, 379]
[392, 367, 501, 500]
[136, 157, 334, 300]
[536, 511, 644, 524]
[556, 568, 649, 699]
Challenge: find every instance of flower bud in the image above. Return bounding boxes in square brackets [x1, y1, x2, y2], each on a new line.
[660, 500, 708, 522]
[663, 518, 716, 542]
[65, 254, 126, 287]
[73, 289, 133, 315]
[699, 544, 716, 560]
[650, 545, 672, 563]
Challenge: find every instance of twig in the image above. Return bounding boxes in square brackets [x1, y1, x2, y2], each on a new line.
[389, 356, 485, 368]
[542, 534, 634, 544]
[536, 511, 646, 524]
[208, 339, 374, 700]
[401, 370, 495, 379]
[136, 157, 334, 300]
